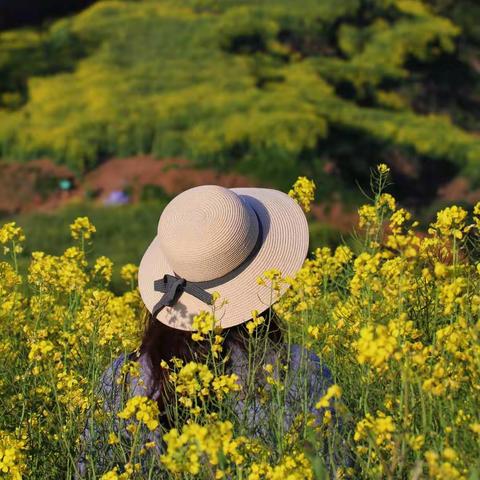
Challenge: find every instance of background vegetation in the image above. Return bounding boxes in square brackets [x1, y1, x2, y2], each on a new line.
[0, 0, 479, 201]
[11, 199, 340, 294]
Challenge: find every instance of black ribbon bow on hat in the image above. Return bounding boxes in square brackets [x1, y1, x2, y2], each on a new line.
[152, 274, 213, 319]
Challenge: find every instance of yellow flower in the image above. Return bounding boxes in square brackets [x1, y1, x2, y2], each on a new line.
[358, 204, 378, 229]
[256, 268, 283, 293]
[469, 423, 480, 434]
[70, 216, 96, 241]
[442, 447, 458, 462]
[211, 334, 224, 358]
[118, 396, 160, 431]
[161, 421, 246, 476]
[28, 250, 88, 294]
[120, 263, 138, 284]
[353, 324, 397, 372]
[434, 262, 448, 278]
[28, 340, 55, 362]
[93, 256, 113, 283]
[0, 430, 27, 479]
[406, 434, 425, 451]
[0, 222, 25, 245]
[100, 467, 120, 480]
[171, 361, 213, 404]
[118, 360, 141, 382]
[212, 373, 241, 399]
[378, 193, 396, 212]
[315, 384, 342, 409]
[248, 452, 313, 480]
[438, 277, 467, 315]
[263, 363, 274, 374]
[191, 311, 218, 341]
[428, 205, 469, 239]
[2, 169, 480, 479]
[108, 433, 120, 445]
[160, 360, 169, 370]
[246, 310, 265, 335]
[288, 176, 315, 212]
[354, 411, 396, 448]
[0, 222, 25, 255]
[425, 448, 465, 479]
[377, 163, 390, 175]
[56, 370, 88, 413]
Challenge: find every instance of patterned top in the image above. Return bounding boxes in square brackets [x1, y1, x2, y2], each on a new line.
[76, 343, 353, 478]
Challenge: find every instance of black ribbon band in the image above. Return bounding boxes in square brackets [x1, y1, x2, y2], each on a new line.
[152, 274, 214, 319]
[152, 207, 264, 319]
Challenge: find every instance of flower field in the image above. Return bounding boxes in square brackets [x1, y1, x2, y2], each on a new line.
[0, 167, 479, 479]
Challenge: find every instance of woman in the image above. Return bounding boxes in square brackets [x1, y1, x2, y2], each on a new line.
[77, 185, 353, 478]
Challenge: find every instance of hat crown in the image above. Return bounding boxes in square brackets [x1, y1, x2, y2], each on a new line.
[158, 185, 259, 282]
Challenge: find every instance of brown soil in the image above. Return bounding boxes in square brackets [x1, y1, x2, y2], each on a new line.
[0, 155, 360, 233]
[437, 177, 480, 204]
[0, 158, 76, 215]
[81, 156, 257, 201]
[0, 156, 258, 215]
[81, 156, 358, 232]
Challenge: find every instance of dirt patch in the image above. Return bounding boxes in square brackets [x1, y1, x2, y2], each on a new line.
[437, 177, 480, 204]
[81, 156, 257, 201]
[84, 156, 361, 232]
[0, 156, 259, 215]
[0, 155, 361, 234]
[0, 159, 76, 215]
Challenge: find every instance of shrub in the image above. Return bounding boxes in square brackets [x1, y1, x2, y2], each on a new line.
[0, 0, 479, 190]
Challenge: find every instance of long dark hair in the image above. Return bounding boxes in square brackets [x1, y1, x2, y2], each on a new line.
[137, 308, 283, 417]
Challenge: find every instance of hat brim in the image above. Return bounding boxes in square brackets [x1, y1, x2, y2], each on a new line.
[138, 187, 309, 330]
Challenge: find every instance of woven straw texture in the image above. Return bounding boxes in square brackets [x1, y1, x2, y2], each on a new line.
[138, 186, 309, 330]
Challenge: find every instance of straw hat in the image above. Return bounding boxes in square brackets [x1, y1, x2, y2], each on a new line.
[138, 185, 309, 330]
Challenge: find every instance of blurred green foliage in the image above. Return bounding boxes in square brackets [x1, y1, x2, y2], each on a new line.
[140, 184, 170, 202]
[11, 201, 166, 293]
[10, 200, 339, 293]
[0, 0, 479, 190]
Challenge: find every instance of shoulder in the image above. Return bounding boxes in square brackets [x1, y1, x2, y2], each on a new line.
[228, 341, 332, 383]
[98, 352, 155, 404]
[289, 344, 332, 378]
[287, 343, 333, 395]
[98, 352, 128, 395]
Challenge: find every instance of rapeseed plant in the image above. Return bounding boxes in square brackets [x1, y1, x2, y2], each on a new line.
[0, 430, 27, 480]
[288, 176, 316, 213]
[0, 170, 479, 478]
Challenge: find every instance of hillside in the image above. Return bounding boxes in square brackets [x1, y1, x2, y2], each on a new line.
[0, 0, 479, 202]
